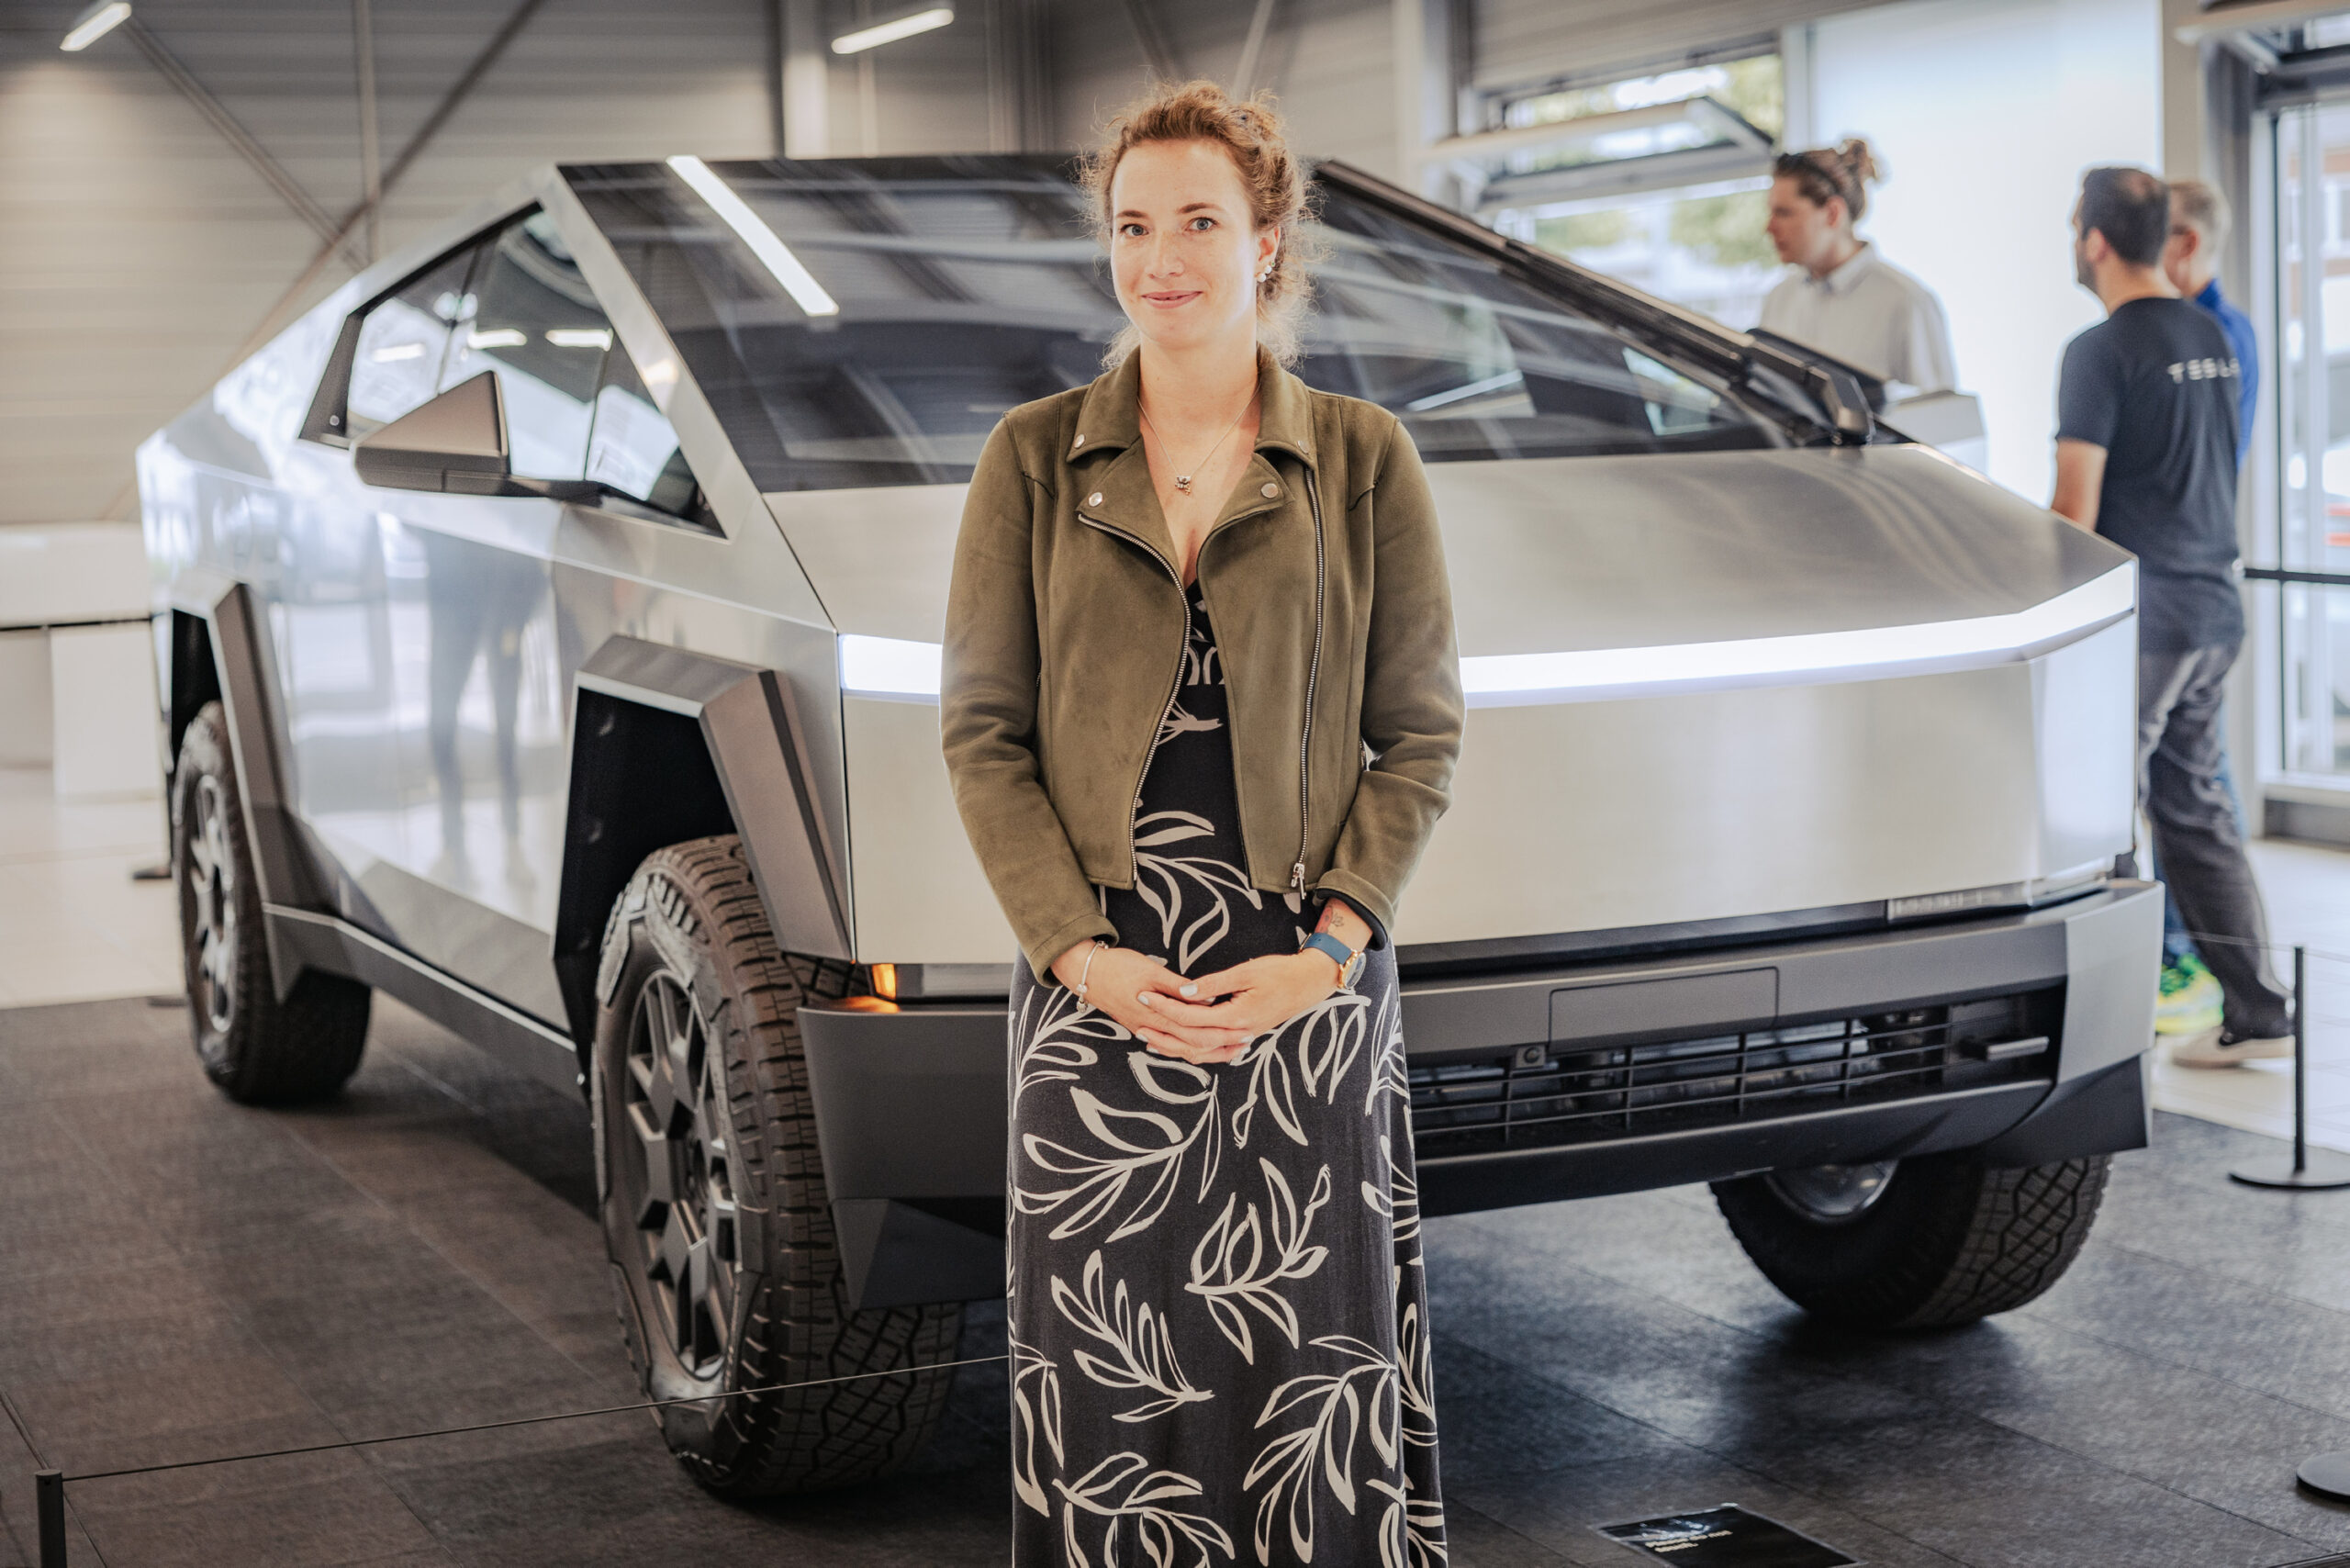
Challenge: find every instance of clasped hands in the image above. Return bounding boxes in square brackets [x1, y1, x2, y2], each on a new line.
[1048, 902, 1368, 1066]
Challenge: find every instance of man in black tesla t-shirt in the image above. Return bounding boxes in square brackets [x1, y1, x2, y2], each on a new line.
[2051, 165, 2292, 1068]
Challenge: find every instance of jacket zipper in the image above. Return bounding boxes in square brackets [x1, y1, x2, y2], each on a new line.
[1078, 513, 1190, 880]
[1079, 473, 1316, 893]
[1292, 471, 1326, 895]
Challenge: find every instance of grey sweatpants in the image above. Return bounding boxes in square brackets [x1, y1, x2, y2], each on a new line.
[2126, 643, 2294, 1038]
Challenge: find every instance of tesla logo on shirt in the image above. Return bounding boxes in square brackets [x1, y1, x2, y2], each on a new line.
[2166, 356, 2241, 384]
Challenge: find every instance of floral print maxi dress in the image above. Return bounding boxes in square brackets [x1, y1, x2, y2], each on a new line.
[1006, 579, 1445, 1568]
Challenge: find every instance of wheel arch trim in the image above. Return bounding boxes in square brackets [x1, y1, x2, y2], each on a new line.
[554, 634, 852, 1051]
[165, 569, 317, 993]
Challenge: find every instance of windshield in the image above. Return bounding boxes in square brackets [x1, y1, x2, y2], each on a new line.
[564, 154, 1780, 492]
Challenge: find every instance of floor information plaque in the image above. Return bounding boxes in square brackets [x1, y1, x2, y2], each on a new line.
[1595, 1505, 1861, 1566]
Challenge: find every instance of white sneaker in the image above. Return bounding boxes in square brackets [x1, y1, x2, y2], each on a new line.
[2171, 1026, 2294, 1069]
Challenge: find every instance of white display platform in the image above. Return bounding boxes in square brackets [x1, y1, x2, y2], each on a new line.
[0, 523, 161, 801]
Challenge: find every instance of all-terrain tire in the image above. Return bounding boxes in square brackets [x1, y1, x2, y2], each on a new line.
[1712, 1153, 2111, 1328]
[590, 834, 963, 1496]
[173, 700, 370, 1104]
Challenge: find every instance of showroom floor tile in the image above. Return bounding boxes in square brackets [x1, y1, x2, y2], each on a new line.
[4, 996, 2350, 1567]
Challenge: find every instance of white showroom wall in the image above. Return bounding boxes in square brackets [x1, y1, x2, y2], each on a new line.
[1806, 0, 2161, 502]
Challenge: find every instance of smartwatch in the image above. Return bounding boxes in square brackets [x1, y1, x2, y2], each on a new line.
[1299, 930, 1365, 991]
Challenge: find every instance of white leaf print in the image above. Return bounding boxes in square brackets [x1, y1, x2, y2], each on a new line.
[1362, 987, 1411, 1118]
[1050, 1250, 1213, 1423]
[1012, 1333, 1067, 1517]
[1245, 1336, 1397, 1564]
[1130, 811, 1265, 973]
[1018, 1054, 1220, 1241]
[1055, 1452, 1237, 1568]
[1185, 1160, 1333, 1364]
[1231, 990, 1370, 1150]
[1367, 1479, 1449, 1568]
[1361, 1135, 1423, 1282]
[1014, 981, 1126, 1103]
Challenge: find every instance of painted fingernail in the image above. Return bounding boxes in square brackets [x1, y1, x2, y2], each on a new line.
[1138, 993, 1156, 1007]
[1180, 982, 1198, 997]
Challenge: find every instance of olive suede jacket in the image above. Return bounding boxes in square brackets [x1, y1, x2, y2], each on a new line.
[941, 348, 1465, 980]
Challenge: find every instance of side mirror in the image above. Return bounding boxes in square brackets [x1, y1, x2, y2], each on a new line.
[352, 372, 513, 494]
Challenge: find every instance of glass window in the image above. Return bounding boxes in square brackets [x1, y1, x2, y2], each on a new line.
[347, 246, 478, 435]
[439, 211, 607, 483]
[586, 345, 706, 521]
[1484, 55, 1786, 329]
[562, 155, 1780, 493]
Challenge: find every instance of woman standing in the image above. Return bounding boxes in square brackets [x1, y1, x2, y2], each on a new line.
[941, 81, 1461, 1567]
[1760, 138, 1957, 398]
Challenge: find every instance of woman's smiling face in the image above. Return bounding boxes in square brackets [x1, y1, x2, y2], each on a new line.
[1108, 139, 1278, 355]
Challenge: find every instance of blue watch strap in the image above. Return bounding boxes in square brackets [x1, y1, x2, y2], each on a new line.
[1299, 931, 1354, 972]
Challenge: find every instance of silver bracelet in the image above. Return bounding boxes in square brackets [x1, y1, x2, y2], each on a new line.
[1074, 940, 1109, 998]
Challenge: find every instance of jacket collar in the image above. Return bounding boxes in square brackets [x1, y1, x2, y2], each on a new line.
[1068, 347, 1311, 580]
[1068, 345, 1318, 470]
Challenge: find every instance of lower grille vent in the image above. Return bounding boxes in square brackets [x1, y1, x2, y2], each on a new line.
[1407, 991, 2061, 1158]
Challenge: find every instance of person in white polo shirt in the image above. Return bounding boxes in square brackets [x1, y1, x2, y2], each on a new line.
[1760, 139, 1957, 401]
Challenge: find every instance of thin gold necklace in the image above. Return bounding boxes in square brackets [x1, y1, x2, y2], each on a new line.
[1138, 394, 1255, 494]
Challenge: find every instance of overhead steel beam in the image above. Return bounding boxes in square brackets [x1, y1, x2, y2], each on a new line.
[353, 0, 383, 261]
[781, 0, 828, 157]
[1120, 0, 1182, 82]
[122, 17, 371, 273]
[229, 0, 552, 357]
[2175, 0, 2345, 40]
[1233, 0, 1280, 97]
[103, 0, 550, 520]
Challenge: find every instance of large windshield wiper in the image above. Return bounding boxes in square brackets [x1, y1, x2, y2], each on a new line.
[1313, 160, 1876, 447]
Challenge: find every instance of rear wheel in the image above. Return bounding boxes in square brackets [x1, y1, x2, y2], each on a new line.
[173, 700, 370, 1103]
[1712, 1152, 2110, 1327]
[591, 834, 962, 1495]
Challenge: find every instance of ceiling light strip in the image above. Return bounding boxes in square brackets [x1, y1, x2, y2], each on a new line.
[832, 6, 954, 53]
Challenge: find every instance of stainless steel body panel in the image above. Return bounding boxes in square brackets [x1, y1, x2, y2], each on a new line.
[140, 169, 848, 1025]
[797, 442, 2137, 959]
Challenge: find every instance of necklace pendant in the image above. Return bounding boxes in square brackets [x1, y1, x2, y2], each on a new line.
[1174, 475, 1193, 492]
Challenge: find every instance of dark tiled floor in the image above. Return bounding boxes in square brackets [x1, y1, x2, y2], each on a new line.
[4, 997, 2349, 1567]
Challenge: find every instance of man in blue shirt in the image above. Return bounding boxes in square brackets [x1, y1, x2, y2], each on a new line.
[2151, 179, 2255, 1035]
[2166, 181, 2257, 463]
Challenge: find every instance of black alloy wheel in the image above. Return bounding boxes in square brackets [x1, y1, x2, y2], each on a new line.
[591, 834, 962, 1495]
[172, 700, 370, 1103]
[615, 969, 742, 1380]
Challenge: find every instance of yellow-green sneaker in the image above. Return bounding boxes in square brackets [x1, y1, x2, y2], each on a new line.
[2156, 954, 2223, 1036]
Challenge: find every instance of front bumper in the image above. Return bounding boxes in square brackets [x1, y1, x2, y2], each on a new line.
[800, 880, 2161, 1308]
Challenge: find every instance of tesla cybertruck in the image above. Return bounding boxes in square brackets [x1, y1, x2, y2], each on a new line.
[141, 153, 2158, 1495]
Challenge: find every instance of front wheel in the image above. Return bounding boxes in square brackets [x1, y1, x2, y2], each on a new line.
[590, 834, 962, 1495]
[173, 700, 369, 1103]
[1712, 1152, 2110, 1328]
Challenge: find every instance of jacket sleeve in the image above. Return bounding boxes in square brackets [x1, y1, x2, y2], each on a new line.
[1312, 418, 1464, 946]
[940, 419, 1116, 981]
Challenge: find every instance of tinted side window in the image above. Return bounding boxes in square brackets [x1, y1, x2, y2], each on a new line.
[587, 347, 701, 518]
[346, 246, 479, 435]
[441, 212, 606, 483]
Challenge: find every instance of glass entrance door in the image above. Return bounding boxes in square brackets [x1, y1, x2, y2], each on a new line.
[2272, 101, 2350, 782]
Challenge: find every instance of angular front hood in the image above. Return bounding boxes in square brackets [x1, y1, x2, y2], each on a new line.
[778, 444, 2132, 690]
[1430, 445, 2132, 705]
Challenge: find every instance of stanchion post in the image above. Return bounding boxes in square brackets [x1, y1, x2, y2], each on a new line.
[37, 1468, 67, 1568]
[2230, 944, 2350, 1190]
